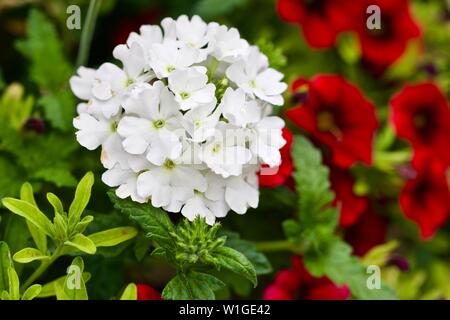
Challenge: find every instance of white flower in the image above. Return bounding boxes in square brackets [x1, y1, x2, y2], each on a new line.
[113, 42, 154, 81]
[220, 87, 261, 127]
[71, 15, 288, 226]
[117, 81, 183, 165]
[182, 99, 221, 142]
[149, 41, 198, 78]
[102, 165, 147, 203]
[175, 15, 212, 62]
[208, 23, 249, 63]
[136, 158, 207, 212]
[249, 116, 286, 167]
[126, 25, 163, 52]
[206, 171, 259, 214]
[226, 47, 287, 106]
[70, 67, 96, 100]
[168, 67, 216, 111]
[199, 124, 252, 178]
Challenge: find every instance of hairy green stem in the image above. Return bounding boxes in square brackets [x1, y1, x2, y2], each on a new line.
[76, 0, 102, 67]
[20, 246, 63, 292]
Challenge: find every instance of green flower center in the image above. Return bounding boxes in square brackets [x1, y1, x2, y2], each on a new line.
[153, 119, 165, 129]
[180, 92, 190, 100]
[167, 65, 176, 73]
[125, 79, 134, 87]
[163, 159, 176, 170]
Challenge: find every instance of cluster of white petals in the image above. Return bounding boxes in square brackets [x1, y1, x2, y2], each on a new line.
[70, 15, 287, 225]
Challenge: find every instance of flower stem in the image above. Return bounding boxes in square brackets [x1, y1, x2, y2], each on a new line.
[254, 240, 302, 253]
[20, 246, 63, 292]
[76, 0, 102, 67]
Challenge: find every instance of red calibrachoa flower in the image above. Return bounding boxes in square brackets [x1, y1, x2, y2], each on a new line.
[355, 0, 421, 68]
[136, 284, 162, 300]
[276, 0, 353, 48]
[259, 128, 294, 187]
[345, 207, 387, 256]
[390, 82, 450, 166]
[330, 166, 368, 227]
[263, 256, 350, 300]
[399, 159, 450, 239]
[286, 75, 378, 169]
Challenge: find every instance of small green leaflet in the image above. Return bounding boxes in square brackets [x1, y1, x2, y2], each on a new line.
[162, 271, 225, 300]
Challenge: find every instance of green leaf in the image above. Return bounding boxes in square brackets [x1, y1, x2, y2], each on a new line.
[162, 271, 225, 300]
[38, 272, 90, 298]
[219, 230, 272, 275]
[37, 93, 75, 132]
[55, 257, 88, 300]
[15, 9, 72, 91]
[68, 172, 94, 228]
[73, 215, 94, 234]
[0, 242, 13, 292]
[7, 267, 20, 300]
[109, 191, 175, 248]
[65, 233, 96, 255]
[337, 32, 361, 64]
[20, 183, 47, 253]
[21, 284, 42, 300]
[361, 241, 399, 267]
[88, 227, 138, 247]
[214, 246, 257, 287]
[287, 136, 338, 247]
[2, 198, 54, 237]
[46, 192, 65, 215]
[0, 156, 24, 200]
[120, 283, 137, 300]
[304, 239, 397, 300]
[13, 248, 49, 264]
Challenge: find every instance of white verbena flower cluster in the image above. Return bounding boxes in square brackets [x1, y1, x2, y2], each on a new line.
[70, 15, 287, 225]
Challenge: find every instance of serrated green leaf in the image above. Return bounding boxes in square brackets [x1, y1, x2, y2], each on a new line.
[120, 283, 137, 300]
[88, 227, 138, 247]
[13, 247, 49, 264]
[214, 246, 257, 287]
[68, 172, 94, 228]
[21, 284, 42, 300]
[15, 9, 72, 91]
[65, 233, 96, 255]
[162, 271, 225, 300]
[219, 230, 272, 275]
[286, 136, 338, 247]
[109, 191, 175, 248]
[304, 239, 397, 300]
[37, 92, 75, 132]
[0, 242, 13, 292]
[2, 198, 54, 237]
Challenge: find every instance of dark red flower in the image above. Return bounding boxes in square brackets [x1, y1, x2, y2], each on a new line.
[345, 207, 387, 256]
[136, 283, 162, 300]
[276, 0, 354, 48]
[259, 128, 294, 187]
[286, 75, 378, 169]
[390, 83, 450, 166]
[355, 0, 421, 68]
[330, 166, 368, 227]
[399, 159, 450, 239]
[263, 256, 350, 300]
